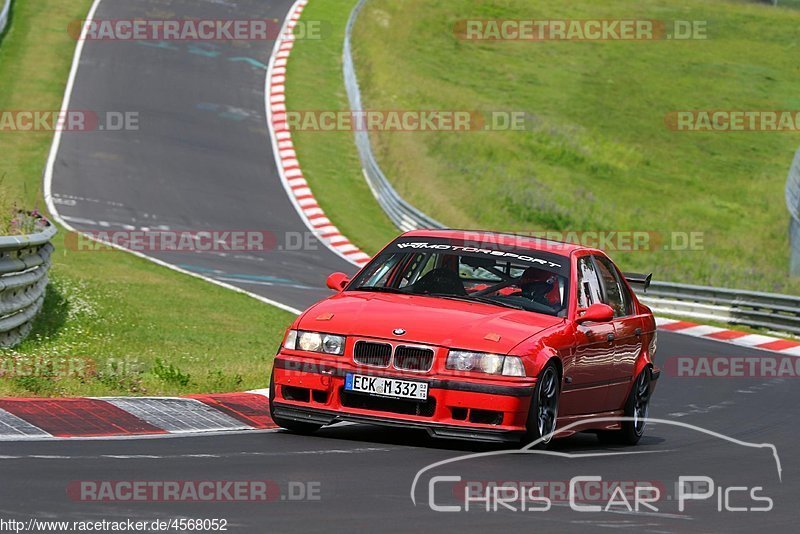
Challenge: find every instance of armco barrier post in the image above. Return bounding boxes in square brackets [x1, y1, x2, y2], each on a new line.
[791, 217, 800, 277]
[0, 219, 57, 348]
[786, 147, 800, 277]
[0, 0, 10, 37]
[343, 0, 444, 232]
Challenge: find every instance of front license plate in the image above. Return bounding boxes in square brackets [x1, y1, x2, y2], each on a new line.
[345, 373, 428, 400]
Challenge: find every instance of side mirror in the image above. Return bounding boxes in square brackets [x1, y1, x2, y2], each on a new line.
[326, 272, 350, 292]
[576, 303, 614, 324]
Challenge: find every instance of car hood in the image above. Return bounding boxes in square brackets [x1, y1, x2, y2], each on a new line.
[297, 292, 564, 354]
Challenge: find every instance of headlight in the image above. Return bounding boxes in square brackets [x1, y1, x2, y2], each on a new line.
[286, 330, 346, 355]
[480, 354, 505, 374]
[446, 350, 526, 377]
[322, 334, 345, 355]
[298, 331, 323, 352]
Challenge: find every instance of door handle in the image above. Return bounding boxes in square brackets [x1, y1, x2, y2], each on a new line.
[607, 333, 615, 342]
[635, 328, 642, 338]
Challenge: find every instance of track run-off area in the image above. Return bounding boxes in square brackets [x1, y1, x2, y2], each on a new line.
[2, 0, 796, 531]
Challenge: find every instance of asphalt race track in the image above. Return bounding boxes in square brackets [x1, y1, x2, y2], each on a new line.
[49, 0, 355, 311]
[1, 333, 797, 532]
[8, 0, 797, 531]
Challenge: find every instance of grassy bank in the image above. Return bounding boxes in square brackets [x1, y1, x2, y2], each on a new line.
[0, 0, 295, 396]
[286, 0, 398, 254]
[289, 0, 800, 294]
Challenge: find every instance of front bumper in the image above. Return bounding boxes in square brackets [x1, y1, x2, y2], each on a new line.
[270, 356, 536, 443]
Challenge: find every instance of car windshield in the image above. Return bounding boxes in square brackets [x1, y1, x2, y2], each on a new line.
[348, 237, 570, 317]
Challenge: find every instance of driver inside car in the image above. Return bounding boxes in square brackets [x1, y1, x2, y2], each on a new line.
[513, 266, 562, 309]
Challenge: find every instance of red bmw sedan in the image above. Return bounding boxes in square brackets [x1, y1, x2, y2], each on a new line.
[269, 230, 659, 447]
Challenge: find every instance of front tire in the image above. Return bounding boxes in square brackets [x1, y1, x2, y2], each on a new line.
[268, 371, 322, 435]
[522, 362, 560, 448]
[598, 367, 651, 446]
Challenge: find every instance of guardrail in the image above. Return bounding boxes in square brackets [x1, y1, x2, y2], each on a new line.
[0, 221, 56, 348]
[341, 0, 800, 337]
[343, 0, 444, 232]
[641, 282, 800, 335]
[787, 147, 800, 276]
[0, 0, 11, 37]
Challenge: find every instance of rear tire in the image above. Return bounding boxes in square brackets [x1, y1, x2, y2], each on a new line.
[268, 371, 322, 435]
[597, 367, 651, 446]
[522, 362, 560, 449]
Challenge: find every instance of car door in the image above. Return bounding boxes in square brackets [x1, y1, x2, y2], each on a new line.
[592, 254, 644, 411]
[560, 255, 616, 416]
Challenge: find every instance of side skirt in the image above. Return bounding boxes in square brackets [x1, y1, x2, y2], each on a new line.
[554, 410, 625, 438]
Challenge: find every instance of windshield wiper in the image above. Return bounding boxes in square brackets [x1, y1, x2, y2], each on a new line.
[426, 293, 525, 311]
[468, 295, 526, 311]
[353, 286, 408, 294]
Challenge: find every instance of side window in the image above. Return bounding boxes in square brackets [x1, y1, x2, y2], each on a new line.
[593, 255, 631, 317]
[616, 271, 634, 316]
[577, 257, 603, 308]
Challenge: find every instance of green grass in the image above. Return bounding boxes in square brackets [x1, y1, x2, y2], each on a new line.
[289, 0, 800, 295]
[286, 0, 400, 253]
[0, 0, 296, 396]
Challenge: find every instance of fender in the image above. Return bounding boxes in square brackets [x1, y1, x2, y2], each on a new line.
[524, 344, 561, 380]
[633, 356, 652, 381]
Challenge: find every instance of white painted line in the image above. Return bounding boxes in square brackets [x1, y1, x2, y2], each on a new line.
[0, 447, 398, 461]
[40, 0, 304, 317]
[43, 0, 105, 222]
[60, 214, 98, 226]
[0, 428, 283, 443]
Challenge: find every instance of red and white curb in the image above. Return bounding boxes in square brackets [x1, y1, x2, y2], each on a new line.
[0, 391, 276, 440]
[265, 0, 371, 268]
[657, 317, 800, 355]
[2, 317, 799, 441]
